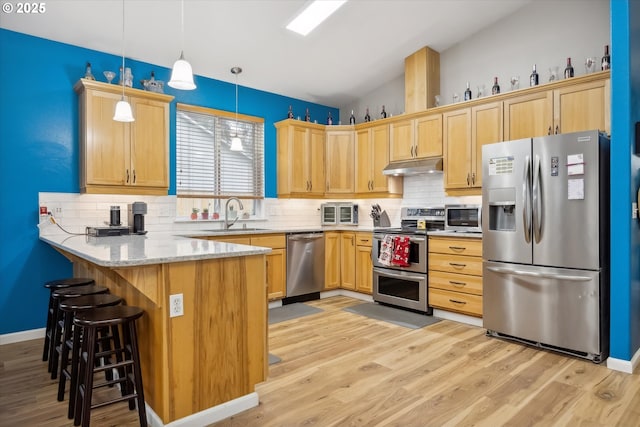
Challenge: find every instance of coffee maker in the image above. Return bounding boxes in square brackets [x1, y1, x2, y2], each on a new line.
[128, 202, 147, 234]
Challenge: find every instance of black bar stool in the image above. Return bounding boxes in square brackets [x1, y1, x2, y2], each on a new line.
[49, 284, 109, 378]
[58, 294, 123, 419]
[74, 305, 147, 427]
[43, 278, 95, 362]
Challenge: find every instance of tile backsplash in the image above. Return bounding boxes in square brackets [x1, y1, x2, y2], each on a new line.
[38, 174, 479, 236]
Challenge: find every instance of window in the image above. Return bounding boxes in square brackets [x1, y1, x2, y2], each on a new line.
[176, 103, 265, 220]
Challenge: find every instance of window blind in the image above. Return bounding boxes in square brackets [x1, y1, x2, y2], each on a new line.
[176, 105, 264, 198]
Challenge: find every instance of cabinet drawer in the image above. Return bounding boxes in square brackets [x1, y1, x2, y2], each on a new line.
[209, 236, 251, 245]
[429, 288, 483, 317]
[429, 237, 482, 256]
[355, 232, 373, 247]
[429, 271, 482, 295]
[251, 234, 286, 249]
[428, 253, 482, 276]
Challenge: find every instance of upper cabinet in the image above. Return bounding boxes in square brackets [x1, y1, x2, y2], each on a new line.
[276, 120, 325, 198]
[504, 72, 610, 139]
[355, 124, 402, 196]
[325, 128, 355, 194]
[74, 79, 173, 195]
[389, 113, 442, 162]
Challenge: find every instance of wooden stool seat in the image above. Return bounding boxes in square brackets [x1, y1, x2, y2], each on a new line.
[74, 305, 147, 427]
[58, 294, 123, 419]
[43, 278, 95, 363]
[48, 285, 109, 378]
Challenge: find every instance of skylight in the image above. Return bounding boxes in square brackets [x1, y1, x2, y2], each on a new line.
[286, 0, 347, 36]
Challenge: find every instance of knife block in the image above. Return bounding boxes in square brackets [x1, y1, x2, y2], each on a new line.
[373, 211, 391, 228]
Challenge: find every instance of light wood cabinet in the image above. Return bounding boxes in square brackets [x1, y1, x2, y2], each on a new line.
[203, 234, 286, 300]
[276, 120, 325, 197]
[504, 73, 610, 139]
[428, 236, 483, 317]
[355, 232, 373, 294]
[404, 46, 440, 113]
[390, 114, 443, 162]
[325, 128, 355, 194]
[355, 124, 403, 196]
[75, 79, 173, 195]
[340, 232, 356, 291]
[444, 102, 502, 192]
[324, 231, 341, 290]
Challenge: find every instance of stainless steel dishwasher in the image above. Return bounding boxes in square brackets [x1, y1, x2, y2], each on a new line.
[285, 232, 325, 301]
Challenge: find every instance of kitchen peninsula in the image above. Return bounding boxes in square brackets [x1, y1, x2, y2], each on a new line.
[40, 233, 270, 425]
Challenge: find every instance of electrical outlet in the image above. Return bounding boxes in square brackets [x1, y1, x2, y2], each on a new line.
[48, 204, 63, 218]
[169, 293, 184, 317]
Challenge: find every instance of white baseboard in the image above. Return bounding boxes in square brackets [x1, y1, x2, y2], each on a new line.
[146, 392, 259, 427]
[0, 328, 45, 345]
[320, 289, 374, 302]
[268, 300, 283, 309]
[607, 346, 640, 374]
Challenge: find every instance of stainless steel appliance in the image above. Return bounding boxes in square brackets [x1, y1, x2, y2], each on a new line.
[482, 130, 609, 362]
[444, 204, 482, 233]
[128, 202, 148, 235]
[321, 203, 358, 225]
[285, 232, 325, 303]
[372, 207, 445, 313]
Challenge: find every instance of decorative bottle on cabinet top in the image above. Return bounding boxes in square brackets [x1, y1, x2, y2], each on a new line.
[530, 64, 539, 86]
[364, 108, 371, 122]
[327, 112, 333, 125]
[491, 77, 500, 95]
[304, 108, 311, 122]
[349, 110, 356, 125]
[84, 62, 95, 80]
[564, 57, 574, 78]
[287, 105, 294, 119]
[601, 45, 610, 70]
[380, 105, 387, 119]
[464, 82, 472, 101]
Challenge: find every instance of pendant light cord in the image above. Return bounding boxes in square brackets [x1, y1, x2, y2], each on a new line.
[181, 0, 185, 52]
[235, 74, 238, 132]
[121, 0, 125, 99]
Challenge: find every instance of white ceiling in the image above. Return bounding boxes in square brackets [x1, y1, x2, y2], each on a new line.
[0, 0, 533, 107]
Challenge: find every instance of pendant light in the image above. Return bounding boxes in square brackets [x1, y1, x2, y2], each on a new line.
[230, 66, 243, 152]
[168, 0, 196, 90]
[113, 0, 134, 122]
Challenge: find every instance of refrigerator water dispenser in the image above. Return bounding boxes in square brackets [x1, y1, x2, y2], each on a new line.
[487, 188, 516, 231]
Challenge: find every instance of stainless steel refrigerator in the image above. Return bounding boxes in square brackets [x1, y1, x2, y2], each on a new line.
[482, 130, 609, 362]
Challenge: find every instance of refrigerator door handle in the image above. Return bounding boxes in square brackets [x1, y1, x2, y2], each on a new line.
[523, 155, 532, 243]
[532, 155, 542, 243]
[486, 266, 592, 282]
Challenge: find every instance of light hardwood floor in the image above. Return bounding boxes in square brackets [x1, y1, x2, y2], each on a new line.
[1, 296, 639, 427]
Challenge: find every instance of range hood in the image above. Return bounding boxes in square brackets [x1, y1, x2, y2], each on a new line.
[382, 158, 443, 176]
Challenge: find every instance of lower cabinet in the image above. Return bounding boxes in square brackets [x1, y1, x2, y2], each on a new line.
[340, 232, 356, 290]
[428, 236, 483, 317]
[324, 231, 341, 290]
[204, 234, 286, 300]
[355, 232, 373, 294]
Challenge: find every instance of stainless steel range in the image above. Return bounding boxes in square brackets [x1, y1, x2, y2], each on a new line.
[372, 207, 445, 314]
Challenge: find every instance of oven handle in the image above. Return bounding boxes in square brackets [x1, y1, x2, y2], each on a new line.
[373, 267, 426, 282]
[373, 234, 426, 244]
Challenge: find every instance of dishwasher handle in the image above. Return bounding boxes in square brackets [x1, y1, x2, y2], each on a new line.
[287, 233, 324, 241]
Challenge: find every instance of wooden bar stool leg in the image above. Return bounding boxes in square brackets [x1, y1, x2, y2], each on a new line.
[128, 321, 147, 425]
[68, 322, 82, 419]
[48, 298, 62, 376]
[57, 310, 74, 401]
[76, 325, 97, 427]
[42, 294, 54, 362]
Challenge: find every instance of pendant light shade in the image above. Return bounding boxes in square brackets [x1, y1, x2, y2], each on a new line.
[113, 0, 134, 122]
[114, 99, 135, 122]
[168, 0, 196, 90]
[168, 51, 196, 90]
[230, 66, 243, 152]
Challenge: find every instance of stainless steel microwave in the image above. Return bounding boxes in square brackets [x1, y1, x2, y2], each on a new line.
[444, 204, 481, 232]
[321, 203, 358, 225]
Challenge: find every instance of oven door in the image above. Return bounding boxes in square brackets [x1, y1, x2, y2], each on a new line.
[373, 267, 430, 313]
[372, 234, 427, 273]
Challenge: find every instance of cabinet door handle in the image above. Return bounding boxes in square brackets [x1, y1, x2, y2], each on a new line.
[414, 146, 418, 157]
[449, 263, 467, 268]
[449, 281, 467, 287]
[471, 172, 475, 185]
[126, 169, 130, 183]
[449, 299, 467, 305]
[555, 125, 559, 134]
[309, 181, 312, 191]
[448, 246, 466, 251]
[466, 173, 471, 186]
[548, 126, 552, 135]
[133, 169, 136, 184]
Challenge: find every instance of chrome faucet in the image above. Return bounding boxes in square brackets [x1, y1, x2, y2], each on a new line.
[224, 197, 244, 229]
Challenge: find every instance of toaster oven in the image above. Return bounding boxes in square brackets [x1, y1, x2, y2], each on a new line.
[321, 203, 359, 225]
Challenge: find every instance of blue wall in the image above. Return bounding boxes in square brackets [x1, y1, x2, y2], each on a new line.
[609, 0, 640, 361]
[0, 28, 338, 334]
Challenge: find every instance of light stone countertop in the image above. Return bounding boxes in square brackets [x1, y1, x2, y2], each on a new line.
[427, 230, 483, 239]
[40, 232, 272, 267]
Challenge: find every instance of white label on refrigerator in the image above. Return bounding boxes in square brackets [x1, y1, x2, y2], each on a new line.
[488, 156, 514, 176]
[568, 178, 584, 200]
[567, 153, 585, 175]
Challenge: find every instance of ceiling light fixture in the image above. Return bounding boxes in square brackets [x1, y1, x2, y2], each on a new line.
[230, 66, 243, 152]
[168, 0, 196, 90]
[286, 0, 347, 36]
[113, 0, 134, 122]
